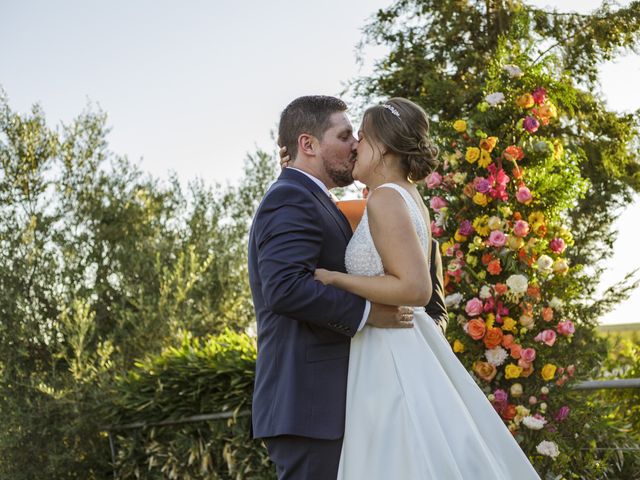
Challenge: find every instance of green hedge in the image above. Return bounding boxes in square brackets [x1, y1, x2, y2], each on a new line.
[106, 330, 274, 479]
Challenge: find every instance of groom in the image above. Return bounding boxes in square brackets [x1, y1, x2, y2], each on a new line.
[248, 95, 446, 479]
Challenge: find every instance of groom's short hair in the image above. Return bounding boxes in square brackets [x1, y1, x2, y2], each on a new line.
[278, 95, 347, 161]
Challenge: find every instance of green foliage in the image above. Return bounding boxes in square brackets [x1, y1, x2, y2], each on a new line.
[0, 90, 278, 478]
[106, 330, 273, 479]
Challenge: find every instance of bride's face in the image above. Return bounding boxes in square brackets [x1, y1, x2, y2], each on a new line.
[353, 127, 385, 184]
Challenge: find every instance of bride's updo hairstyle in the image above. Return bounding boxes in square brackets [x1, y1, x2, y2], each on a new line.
[361, 98, 439, 181]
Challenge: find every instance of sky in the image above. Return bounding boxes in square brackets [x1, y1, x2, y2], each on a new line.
[1, 0, 638, 325]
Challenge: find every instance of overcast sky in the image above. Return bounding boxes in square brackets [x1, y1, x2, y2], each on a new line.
[1, 0, 638, 325]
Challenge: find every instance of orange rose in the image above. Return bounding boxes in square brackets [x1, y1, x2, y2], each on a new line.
[542, 307, 554, 322]
[502, 404, 517, 421]
[483, 327, 504, 349]
[473, 361, 497, 382]
[481, 253, 493, 265]
[487, 259, 502, 275]
[527, 285, 541, 300]
[467, 319, 487, 340]
[495, 283, 508, 296]
[503, 145, 524, 162]
[520, 363, 534, 378]
[502, 333, 515, 348]
[510, 343, 522, 359]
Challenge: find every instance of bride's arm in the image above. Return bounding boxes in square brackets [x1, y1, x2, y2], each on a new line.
[316, 188, 432, 306]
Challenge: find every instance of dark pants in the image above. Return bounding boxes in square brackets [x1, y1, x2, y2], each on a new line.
[264, 435, 343, 480]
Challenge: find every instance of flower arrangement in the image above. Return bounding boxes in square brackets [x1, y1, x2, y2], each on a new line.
[425, 61, 590, 466]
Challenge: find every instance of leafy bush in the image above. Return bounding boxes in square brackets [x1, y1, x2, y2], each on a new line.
[106, 330, 274, 479]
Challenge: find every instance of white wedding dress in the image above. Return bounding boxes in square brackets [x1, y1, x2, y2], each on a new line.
[337, 183, 540, 479]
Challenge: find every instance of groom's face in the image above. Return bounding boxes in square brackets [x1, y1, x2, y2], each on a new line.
[317, 112, 358, 188]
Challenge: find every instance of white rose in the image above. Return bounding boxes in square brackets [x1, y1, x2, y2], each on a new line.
[537, 254, 554, 274]
[503, 64, 524, 78]
[536, 440, 560, 459]
[485, 92, 505, 106]
[506, 274, 528, 294]
[523, 416, 546, 430]
[445, 293, 463, 308]
[479, 285, 492, 299]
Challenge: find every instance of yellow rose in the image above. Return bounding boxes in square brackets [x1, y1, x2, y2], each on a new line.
[441, 240, 454, 256]
[454, 229, 468, 242]
[538, 102, 557, 119]
[505, 363, 523, 379]
[541, 363, 557, 381]
[466, 254, 478, 267]
[453, 339, 465, 353]
[507, 235, 524, 250]
[510, 383, 523, 397]
[472, 192, 489, 206]
[465, 147, 480, 163]
[479, 136, 498, 152]
[502, 316, 517, 332]
[516, 93, 534, 109]
[453, 119, 467, 132]
[478, 150, 492, 168]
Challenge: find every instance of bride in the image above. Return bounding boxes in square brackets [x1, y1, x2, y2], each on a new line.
[313, 98, 541, 479]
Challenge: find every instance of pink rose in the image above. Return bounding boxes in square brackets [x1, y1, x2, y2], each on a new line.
[513, 220, 530, 237]
[557, 320, 575, 336]
[474, 177, 491, 194]
[516, 185, 533, 204]
[520, 347, 537, 363]
[494, 389, 508, 404]
[532, 87, 547, 105]
[534, 329, 557, 346]
[431, 221, 445, 237]
[426, 171, 443, 189]
[523, 116, 540, 133]
[430, 196, 448, 212]
[549, 237, 566, 254]
[465, 298, 484, 317]
[489, 230, 507, 248]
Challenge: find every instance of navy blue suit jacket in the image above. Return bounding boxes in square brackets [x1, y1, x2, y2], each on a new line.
[248, 168, 366, 440]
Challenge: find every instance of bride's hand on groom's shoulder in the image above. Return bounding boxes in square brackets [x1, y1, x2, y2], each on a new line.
[314, 268, 335, 285]
[279, 146, 291, 170]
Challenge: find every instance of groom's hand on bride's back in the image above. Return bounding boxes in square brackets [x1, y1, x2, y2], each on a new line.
[366, 304, 414, 329]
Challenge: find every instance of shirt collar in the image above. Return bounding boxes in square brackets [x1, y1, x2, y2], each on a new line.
[287, 167, 332, 198]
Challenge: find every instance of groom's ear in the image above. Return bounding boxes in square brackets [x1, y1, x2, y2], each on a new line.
[298, 133, 317, 157]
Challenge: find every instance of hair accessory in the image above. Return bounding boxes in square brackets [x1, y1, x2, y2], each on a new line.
[382, 104, 401, 118]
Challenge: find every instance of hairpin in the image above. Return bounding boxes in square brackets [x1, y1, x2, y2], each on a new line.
[382, 104, 401, 118]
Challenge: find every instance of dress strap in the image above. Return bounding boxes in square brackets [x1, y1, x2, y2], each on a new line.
[374, 183, 430, 255]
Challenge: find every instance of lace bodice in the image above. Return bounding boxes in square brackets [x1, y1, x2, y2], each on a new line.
[345, 183, 430, 277]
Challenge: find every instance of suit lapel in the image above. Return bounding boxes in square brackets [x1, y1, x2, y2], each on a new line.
[279, 169, 352, 242]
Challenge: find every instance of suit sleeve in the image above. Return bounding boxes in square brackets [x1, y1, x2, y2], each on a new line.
[425, 239, 449, 335]
[254, 185, 365, 336]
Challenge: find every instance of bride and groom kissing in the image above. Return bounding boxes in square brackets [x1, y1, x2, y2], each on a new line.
[248, 96, 540, 479]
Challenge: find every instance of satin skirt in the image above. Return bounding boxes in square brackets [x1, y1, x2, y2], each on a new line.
[337, 309, 541, 480]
